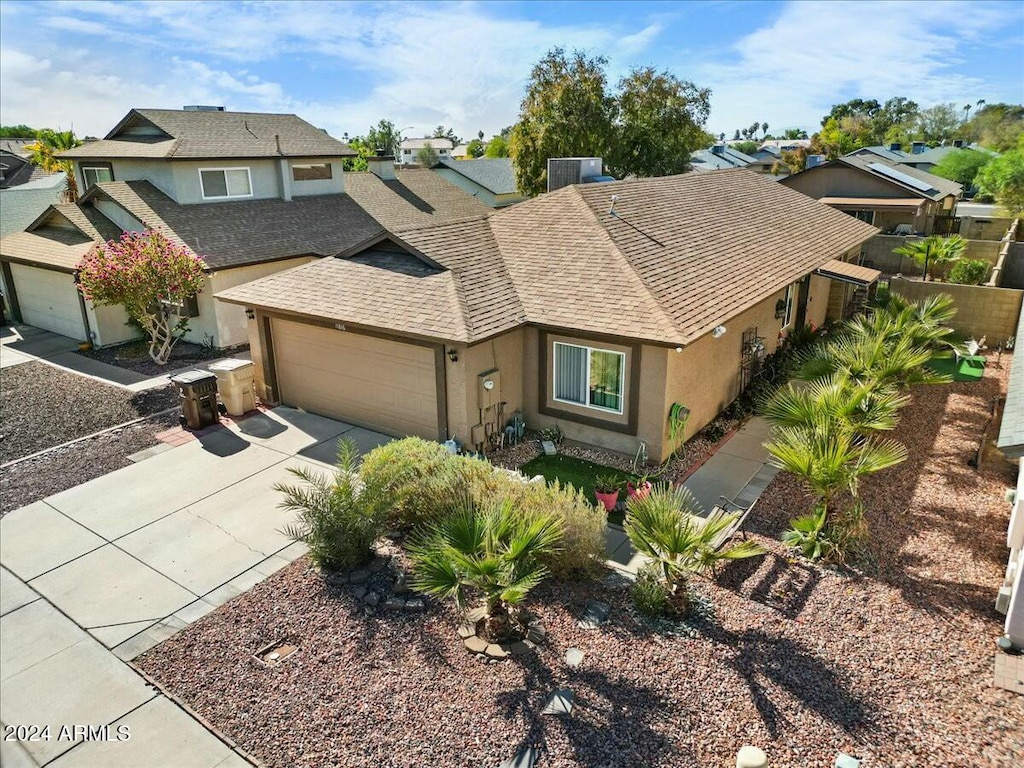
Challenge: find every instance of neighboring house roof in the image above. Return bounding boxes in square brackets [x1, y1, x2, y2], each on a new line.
[792, 156, 962, 202]
[451, 144, 469, 156]
[0, 139, 35, 158]
[434, 157, 519, 195]
[759, 139, 812, 152]
[0, 226, 95, 272]
[400, 138, 455, 151]
[847, 146, 912, 163]
[60, 108, 356, 160]
[220, 169, 878, 347]
[997, 301, 1024, 457]
[344, 169, 491, 231]
[690, 146, 756, 172]
[0, 174, 68, 237]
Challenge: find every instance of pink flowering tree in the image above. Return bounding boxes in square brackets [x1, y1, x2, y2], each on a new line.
[77, 230, 206, 364]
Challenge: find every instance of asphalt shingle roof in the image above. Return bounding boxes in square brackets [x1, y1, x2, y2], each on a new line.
[0, 226, 95, 271]
[690, 147, 756, 172]
[0, 175, 68, 237]
[61, 109, 356, 160]
[220, 169, 879, 346]
[435, 157, 520, 195]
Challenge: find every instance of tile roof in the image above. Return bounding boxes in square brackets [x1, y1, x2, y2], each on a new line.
[435, 157, 519, 195]
[220, 169, 879, 347]
[998, 301, 1024, 456]
[61, 109, 356, 160]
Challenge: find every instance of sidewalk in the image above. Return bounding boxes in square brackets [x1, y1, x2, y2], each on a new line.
[605, 416, 780, 573]
[0, 325, 250, 392]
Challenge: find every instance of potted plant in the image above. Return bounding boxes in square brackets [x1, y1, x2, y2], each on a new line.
[627, 473, 653, 502]
[594, 474, 622, 512]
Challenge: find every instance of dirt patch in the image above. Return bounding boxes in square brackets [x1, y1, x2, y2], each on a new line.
[0, 361, 178, 463]
[135, 357, 1023, 767]
[76, 340, 249, 377]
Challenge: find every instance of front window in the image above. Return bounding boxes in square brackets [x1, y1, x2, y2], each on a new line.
[553, 342, 625, 414]
[291, 163, 332, 181]
[82, 166, 113, 189]
[199, 168, 252, 199]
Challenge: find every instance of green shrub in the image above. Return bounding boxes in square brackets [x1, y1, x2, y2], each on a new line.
[948, 258, 991, 286]
[276, 439, 386, 571]
[632, 563, 669, 617]
[496, 478, 607, 580]
[538, 424, 564, 444]
[359, 438, 458, 529]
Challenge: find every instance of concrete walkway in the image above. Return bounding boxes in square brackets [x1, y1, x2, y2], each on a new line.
[605, 416, 780, 572]
[0, 407, 392, 767]
[0, 325, 250, 392]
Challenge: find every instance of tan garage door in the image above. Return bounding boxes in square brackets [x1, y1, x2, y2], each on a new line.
[10, 264, 88, 341]
[273, 319, 441, 439]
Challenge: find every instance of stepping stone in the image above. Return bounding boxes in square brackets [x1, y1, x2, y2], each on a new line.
[464, 636, 488, 654]
[564, 648, 584, 668]
[577, 599, 611, 629]
[349, 568, 370, 584]
[499, 746, 539, 768]
[485, 643, 510, 659]
[542, 440, 556, 455]
[540, 688, 574, 716]
[458, 623, 476, 639]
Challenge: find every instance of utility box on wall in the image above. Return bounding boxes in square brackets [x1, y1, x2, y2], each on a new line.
[478, 369, 501, 409]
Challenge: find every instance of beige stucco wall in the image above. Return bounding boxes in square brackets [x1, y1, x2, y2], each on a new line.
[193, 257, 315, 348]
[889, 277, 1023, 345]
[88, 302, 141, 347]
[444, 329, 526, 450]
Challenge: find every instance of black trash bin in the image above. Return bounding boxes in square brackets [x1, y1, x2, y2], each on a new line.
[171, 370, 220, 430]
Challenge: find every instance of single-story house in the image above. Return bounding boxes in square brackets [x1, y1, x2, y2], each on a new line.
[689, 145, 755, 173]
[431, 157, 527, 208]
[217, 169, 879, 461]
[781, 155, 962, 236]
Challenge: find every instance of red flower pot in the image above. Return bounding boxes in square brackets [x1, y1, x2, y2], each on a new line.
[594, 490, 619, 512]
[627, 481, 652, 501]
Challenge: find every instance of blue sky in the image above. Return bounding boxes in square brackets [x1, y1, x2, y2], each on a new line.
[1, 1, 1021, 143]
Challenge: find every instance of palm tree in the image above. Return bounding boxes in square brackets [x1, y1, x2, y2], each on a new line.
[761, 374, 909, 438]
[408, 495, 562, 641]
[853, 292, 959, 352]
[624, 485, 764, 616]
[25, 128, 82, 201]
[893, 235, 966, 281]
[795, 333, 948, 390]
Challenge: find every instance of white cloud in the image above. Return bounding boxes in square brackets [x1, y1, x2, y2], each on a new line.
[693, 0, 1018, 136]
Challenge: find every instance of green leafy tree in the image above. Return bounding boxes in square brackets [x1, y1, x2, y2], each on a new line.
[415, 141, 439, 167]
[822, 98, 881, 127]
[733, 140, 759, 155]
[366, 119, 403, 157]
[915, 103, 962, 145]
[341, 135, 371, 172]
[815, 117, 859, 159]
[76, 230, 205, 364]
[624, 485, 764, 617]
[276, 439, 386, 571]
[509, 48, 616, 196]
[975, 139, 1024, 216]
[465, 138, 485, 158]
[931, 148, 992, 188]
[408, 494, 563, 641]
[781, 128, 809, 140]
[484, 135, 509, 157]
[963, 103, 1024, 151]
[610, 66, 711, 178]
[772, 146, 809, 175]
[25, 128, 83, 200]
[431, 125, 460, 145]
[0, 124, 38, 138]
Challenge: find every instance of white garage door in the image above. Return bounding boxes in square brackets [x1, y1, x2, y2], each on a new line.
[273, 318, 441, 440]
[10, 264, 87, 341]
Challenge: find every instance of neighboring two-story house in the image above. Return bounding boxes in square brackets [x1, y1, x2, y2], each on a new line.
[398, 137, 453, 165]
[781, 154, 962, 236]
[0, 108, 488, 348]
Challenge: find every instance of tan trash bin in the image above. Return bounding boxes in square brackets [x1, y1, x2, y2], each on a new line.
[208, 359, 256, 416]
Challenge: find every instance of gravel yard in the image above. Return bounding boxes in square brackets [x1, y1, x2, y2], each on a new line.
[136, 357, 1023, 767]
[77, 339, 249, 377]
[0, 361, 178, 464]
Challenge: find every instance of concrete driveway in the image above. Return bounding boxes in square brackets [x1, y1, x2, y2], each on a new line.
[1, 407, 392, 767]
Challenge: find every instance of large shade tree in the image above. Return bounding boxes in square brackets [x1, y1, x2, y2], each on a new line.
[77, 230, 205, 364]
[975, 136, 1024, 216]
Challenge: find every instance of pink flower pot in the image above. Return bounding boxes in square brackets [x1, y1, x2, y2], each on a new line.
[594, 490, 619, 512]
[627, 481, 652, 502]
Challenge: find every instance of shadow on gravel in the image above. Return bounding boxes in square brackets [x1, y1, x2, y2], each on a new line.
[495, 654, 678, 768]
[717, 553, 820, 620]
[714, 628, 873, 739]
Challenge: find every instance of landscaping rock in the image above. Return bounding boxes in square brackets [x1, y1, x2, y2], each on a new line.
[349, 568, 370, 584]
[541, 440, 556, 455]
[351, 586, 367, 601]
[383, 597, 406, 611]
[392, 570, 410, 594]
[540, 688, 574, 716]
[403, 598, 425, 613]
[362, 591, 380, 608]
[463, 636, 488, 654]
[564, 648, 584, 668]
[498, 746, 539, 768]
[368, 556, 388, 573]
[457, 623, 476, 639]
[506, 641, 532, 656]
[577, 599, 611, 629]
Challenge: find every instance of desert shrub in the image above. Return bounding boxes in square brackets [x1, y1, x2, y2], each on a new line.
[496, 478, 607, 580]
[948, 258, 991, 286]
[632, 563, 669, 617]
[538, 424, 564, 444]
[276, 439, 386, 571]
[359, 438, 458, 529]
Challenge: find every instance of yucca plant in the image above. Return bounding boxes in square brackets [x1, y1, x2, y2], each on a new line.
[624, 485, 764, 617]
[276, 439, 387, 571]
[407, 495, 563, 642]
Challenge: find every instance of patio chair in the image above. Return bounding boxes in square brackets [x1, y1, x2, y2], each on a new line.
[954, 336, 986, 369]
[706, 495, 757, 551]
